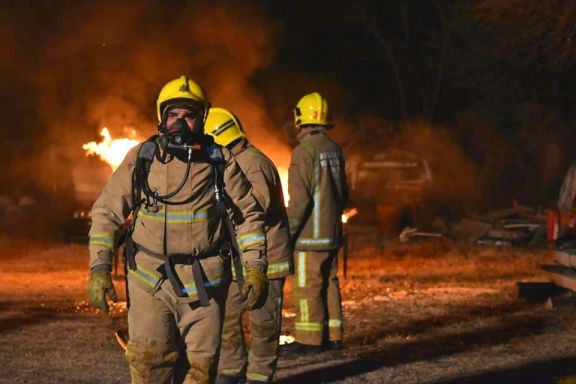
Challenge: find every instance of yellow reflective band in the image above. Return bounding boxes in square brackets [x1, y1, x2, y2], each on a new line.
[329, 319, 343, 328]
[268, 260, 290, 275]
[89, 233, 114, 249]
[140, 208, 209, 223]
[238, 232, 265, 249]
[129, 265, 162, 288]
[222, 368, 243, 376]
[313, 158, 321, 237]
[247, 373, 269, 382]
[299, 299, 309, 322]
[89, 240, 114, 249]
[298, 252, 306, 287]
[295, 322, 324, 332]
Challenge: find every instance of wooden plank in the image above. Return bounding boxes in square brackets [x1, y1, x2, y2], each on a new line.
[554, 251, 576, 269]
[542, 264, 576, 291]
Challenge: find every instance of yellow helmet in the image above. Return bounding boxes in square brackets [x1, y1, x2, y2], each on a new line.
[156, 75, 208, 122]
[294, 92, 332, 128]
[204, 107, 246, 146]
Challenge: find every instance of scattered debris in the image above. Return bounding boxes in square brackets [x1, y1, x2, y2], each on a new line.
[399, 226, 444, 243]
[114, 330, 128, 351]
[459, 202, 548, 247]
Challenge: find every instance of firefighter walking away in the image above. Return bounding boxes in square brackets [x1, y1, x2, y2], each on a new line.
[280, 92, 349, 355]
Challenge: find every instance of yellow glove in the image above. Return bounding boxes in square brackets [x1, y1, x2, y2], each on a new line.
[87, 269, 117, 313]
[242, 266, 269, 310]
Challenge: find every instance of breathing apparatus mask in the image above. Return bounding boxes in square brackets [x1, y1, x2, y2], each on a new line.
[158, 103, 206, 154]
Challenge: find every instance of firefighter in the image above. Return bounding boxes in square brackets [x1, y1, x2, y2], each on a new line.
[86, 76, 269, 384]
[280, 92, 348, 355]
[204, 107, 292, 384]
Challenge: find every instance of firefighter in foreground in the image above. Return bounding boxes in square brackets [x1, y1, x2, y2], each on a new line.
[280, 92, 348, 355]
[86, 76, 269, 384]
[204, 108, 292, 384]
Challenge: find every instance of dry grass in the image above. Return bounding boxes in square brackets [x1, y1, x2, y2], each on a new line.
[1, 235, 575, 383]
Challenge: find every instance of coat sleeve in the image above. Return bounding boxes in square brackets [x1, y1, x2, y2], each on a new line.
[222, 149, 267, 269]
[88, 145, 138, 269]
[287, 144, 314, 240]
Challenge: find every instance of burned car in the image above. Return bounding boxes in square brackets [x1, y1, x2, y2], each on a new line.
[347, 149, 433, 236]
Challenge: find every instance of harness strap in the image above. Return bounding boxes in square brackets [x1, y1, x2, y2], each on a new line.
[162, 206, 210, 305]
[214, 163, 244, 289]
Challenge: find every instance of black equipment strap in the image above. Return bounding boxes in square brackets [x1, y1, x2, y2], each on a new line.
[213, 162, 244, 289]
[162, 206, 211, 307]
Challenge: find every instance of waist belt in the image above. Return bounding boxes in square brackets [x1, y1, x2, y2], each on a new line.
[125, 238, 220, 307]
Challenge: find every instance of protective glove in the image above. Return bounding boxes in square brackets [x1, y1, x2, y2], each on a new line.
[242, 266, 269, 310]
[87, 266, 117, 313]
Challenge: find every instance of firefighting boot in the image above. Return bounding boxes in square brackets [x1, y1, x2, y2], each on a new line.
[278, 341, 323, 356]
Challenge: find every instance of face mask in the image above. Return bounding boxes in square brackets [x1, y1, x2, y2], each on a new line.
[167, 117, 194, 145]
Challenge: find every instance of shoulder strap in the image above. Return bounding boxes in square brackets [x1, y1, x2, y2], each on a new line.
[132, 135, 159, 209]
[206, 142, 244, 287]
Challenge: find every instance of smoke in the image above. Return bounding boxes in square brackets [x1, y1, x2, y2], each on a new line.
[0, 0, 289, 199]
[392, 121, 480, 213]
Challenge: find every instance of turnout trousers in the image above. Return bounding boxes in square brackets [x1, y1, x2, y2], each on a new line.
[292, 249, 343, 346]
[126, 276, 227, 384]
[218, 278, 285, 383]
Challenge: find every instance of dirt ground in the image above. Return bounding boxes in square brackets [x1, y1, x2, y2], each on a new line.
[2, 234, 576, 383]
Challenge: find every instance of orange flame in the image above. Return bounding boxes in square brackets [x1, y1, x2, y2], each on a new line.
[278, 167, 290, 206]
[83, 128, 141, 171]
[342, 207, 358, 224]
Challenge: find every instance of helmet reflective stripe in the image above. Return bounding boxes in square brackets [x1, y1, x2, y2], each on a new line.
[204, 107, 246, 146]
[211, 119, 236, 136]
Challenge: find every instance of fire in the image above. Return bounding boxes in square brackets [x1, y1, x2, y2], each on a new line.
[342, 207, 358, 224]
[83, 128, 141, 171]
[278, 167, 290, 206]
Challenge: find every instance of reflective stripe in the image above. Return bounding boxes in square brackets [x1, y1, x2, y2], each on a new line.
[182, 277, 224, 294]
[222, 368, 243, 376]
[295, 322, 323, 332]
[238, 232, 265, 249]
[297, 238, 332, 246]
[299, 299, 309, 322]
[313, 159, 320, 238]
[211, 119, 236, 136]
[298, 252, 306, 287]
[329, 319, 343, 328]
[140, 208, 208, 223]
[89, 233, 114, 249]
[268, 260, 290, 275]
[129, 266, 162, 288]
[247, 373, 269, 382]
